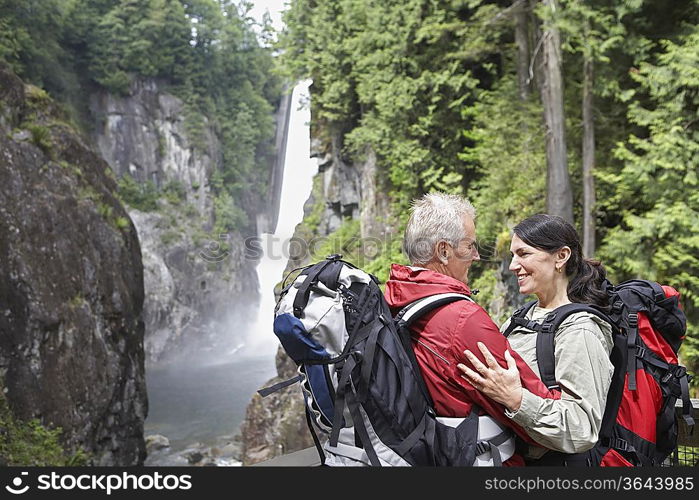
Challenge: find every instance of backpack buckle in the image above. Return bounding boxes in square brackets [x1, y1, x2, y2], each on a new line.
[540, 323, 553, 334]
[475, 441, 490, 456]
[674, 365, 687, 379]
[635, 346, 647, 359]
[628, 313, 638, 328]
[613, 438, 629, 452]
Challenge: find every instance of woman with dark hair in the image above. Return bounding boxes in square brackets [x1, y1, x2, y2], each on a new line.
[458, 214, 615, 464]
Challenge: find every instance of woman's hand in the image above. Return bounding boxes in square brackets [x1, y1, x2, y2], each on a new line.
[457, 342, 523, 412]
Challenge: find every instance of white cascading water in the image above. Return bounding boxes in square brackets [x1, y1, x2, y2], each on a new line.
[243, 79, 317, 359]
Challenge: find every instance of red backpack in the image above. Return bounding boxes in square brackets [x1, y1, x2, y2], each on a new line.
[503, 279, 694, 466]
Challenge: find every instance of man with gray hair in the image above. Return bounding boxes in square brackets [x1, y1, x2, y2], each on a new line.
[385, 192, 558, 466]
[402, 193, 480, 286]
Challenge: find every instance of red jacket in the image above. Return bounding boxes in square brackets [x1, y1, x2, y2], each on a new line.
[385, 264, 560, 462]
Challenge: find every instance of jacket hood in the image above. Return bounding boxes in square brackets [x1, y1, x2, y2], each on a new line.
[384, 263, 472, 310]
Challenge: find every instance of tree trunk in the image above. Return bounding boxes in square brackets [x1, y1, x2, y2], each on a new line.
[537, 0, 573, 223]
[582, 45, 596, 257]
[514, 2, 531, 100]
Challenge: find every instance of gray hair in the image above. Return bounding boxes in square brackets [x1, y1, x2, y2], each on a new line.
[403, 192, 476, 265]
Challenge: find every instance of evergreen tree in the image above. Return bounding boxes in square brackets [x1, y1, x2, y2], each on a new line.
[599, 27, 699, 368]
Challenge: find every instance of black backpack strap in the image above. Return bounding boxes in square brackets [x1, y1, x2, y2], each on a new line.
[305, 405, 327, 466]
[502, 300, 538, 337]
[535, 318, 558, 390]
[625, 309, 640, 390]
[474, 428, 511, 466]
[532, 303, 614, 391]
[394, 411, 435, 457]
[292, 259, 337, 318]
[329, 350, 361, 448]
[677, 367, 695, 429]
[598, 330, 628, 442]
[641, 351, 695, 429]
[257, 374, 303, 397]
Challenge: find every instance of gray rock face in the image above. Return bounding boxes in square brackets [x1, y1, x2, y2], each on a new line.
[90, 79, 264, 366]
[0, 66, 147, 465]
[489, 255, 526, 325]
[128, 209, 258, 365]
[90, 79, 214, 218]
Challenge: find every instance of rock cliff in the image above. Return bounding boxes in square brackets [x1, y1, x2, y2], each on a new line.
[89, 80, 289, 366]
[0, 65, 147, 465]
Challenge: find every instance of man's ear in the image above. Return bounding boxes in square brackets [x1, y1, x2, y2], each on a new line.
[437, 241, 450, 263]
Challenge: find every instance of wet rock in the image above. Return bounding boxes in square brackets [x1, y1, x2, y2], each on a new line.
[145, 434, 170, 452]
[0, 64, 147, 465]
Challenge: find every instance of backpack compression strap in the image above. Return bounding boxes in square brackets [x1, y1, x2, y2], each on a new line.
[501, 300, 562, 387]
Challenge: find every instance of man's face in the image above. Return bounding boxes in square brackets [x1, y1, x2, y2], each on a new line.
[444, 216, 480, 286]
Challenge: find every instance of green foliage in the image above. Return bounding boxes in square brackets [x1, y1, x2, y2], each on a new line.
[279, 0, 505, 211]
[363, 225, 408, 286]
[117, 173, 159, 211]
[213, 191, 248, 234]
[162, 180, 186, 204]
[85, 0, 193, 94]
[97, 202, 113, 220]
[310, 218, 362, 264]
[468, 79, 547, 256]
[0, 0, 76, 95]
[302, 175, 326, 233]
[26, 123, 52, 153]
[470, 265, 501, 322]
[115, 216, 130, 230]
[0, 386, 88, 466]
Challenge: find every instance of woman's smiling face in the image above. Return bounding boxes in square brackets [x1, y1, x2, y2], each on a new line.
[509, 234, 558, 297]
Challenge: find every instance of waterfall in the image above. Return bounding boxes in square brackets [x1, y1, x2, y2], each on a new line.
[244, 80, 317, 358]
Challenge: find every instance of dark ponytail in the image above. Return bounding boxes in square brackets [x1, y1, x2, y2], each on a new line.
[513, 214, 610, 309]
[567, 258, 610, 310]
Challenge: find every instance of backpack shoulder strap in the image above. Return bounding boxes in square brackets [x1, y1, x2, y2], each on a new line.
[502, 300, 538, 337]
[393, 293, 473, 408]
[532, 303, 613, 391]
[395, 292, 473, 328]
